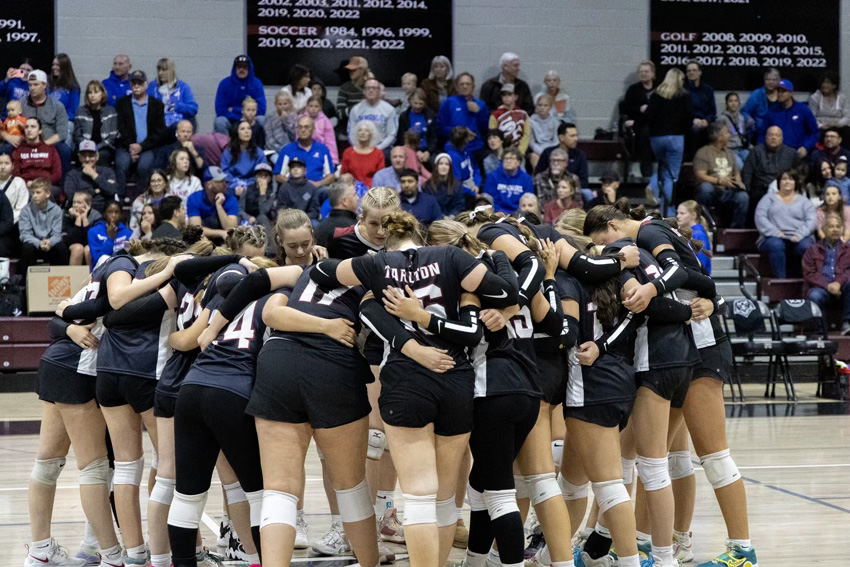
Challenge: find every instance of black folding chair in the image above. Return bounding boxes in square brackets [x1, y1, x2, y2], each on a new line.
[722, 297, 785, 402]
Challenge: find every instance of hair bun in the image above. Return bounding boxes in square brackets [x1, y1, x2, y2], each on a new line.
[383, 210, 419, 238]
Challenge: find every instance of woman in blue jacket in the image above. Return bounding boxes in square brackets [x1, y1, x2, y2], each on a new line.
[48, 54, 81, 139]
[147, 57, 199, 130]
[220, 120, 267, 193]
[88, 202, 133, 269]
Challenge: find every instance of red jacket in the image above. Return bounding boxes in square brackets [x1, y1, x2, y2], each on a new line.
[12, 139, 61, 184]
[802, 239, 850, 294]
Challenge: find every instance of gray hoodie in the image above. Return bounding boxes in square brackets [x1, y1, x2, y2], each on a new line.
[530, 113, 560, 155]
[18, 200, 63, 247]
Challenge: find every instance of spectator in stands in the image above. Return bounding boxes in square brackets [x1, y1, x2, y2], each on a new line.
[340, 120, 385, 186]
[444, 126, 481, 194]
[73, 80, 119, 166]
[534, 122, 589, 192]
[424, 153, 463, 218]
[336, 56, 371, 139]
[484, 148, 532, 214]
[489, 83, 530, 154]
[756, 168, 816, 278]
[437, 73, 490, 157]
[816, 184, 850, 241]
[115, 70, 170, 194]
[275, 115, 334, 187]
[742, 126, 800, 219]
[240, 96, 265, 149]
[152, 195, 185, 240]
[167, 147, 203, 206]
[309, 77, 337, 122]
[535, 70, 575, 123]
[63, 140, 118, 213]
[587, 170, 622, 209]
[347, 78, 397, 153]
[133, 203, 158, 240]
[685, 60, 716, 144]
[810, 127, 850, 175]
[22, 69, 71, 178]
[187, 166, 238, 241]
[519, 193, 541, 218]
[147, 57, 198, 130]
[214, 55, 266, 134]
[0, 189, 14, 258]
[18, 178, 69, 274]
[826, 159, 850, 201]
[803, 211, 850, 334]
[302, 94, 338, 165]
[220, 119, 266, 193]
[130, 169, 168, 236]
[808, 71, 849, 142]
[763, 79, 818, 158]
[421, 55, 455, 112]
[48, 54, 80, 141]
[397, 89, 437, 166]
[64, 191, 100, 266]
[622, 59, 656, 178]
[276, 157, 320, 223]
[483, 128, 505, 177]
[3, 100, 26, 142]
[0, 152, 29, 224]
[88, 201, 132, 266]
[0, 59, 33, 103]
[102, 54, 132, 108]
[676, 199, 712, 274]
[530, 94, 559, 170]
[480, 53, 534, 114]
[543, 175, 582, 224]
[265, 91, 296, 165]
[13, 117, 62, 191]
[315, 182, 358, 246]
[533, 148, 569, 208]
[157, 120, 205, 176]
[372, 146, 409, 190]
[390, 72, 417, 115]
[719, 92, 754, 170]
[281, 64, 312, 113]
[239, 162, 275, 227]
[694, 121, 749, 228]
[742, 67, 781, 135]
[647, 67, 692, 216]
[399, 169, 441, 225]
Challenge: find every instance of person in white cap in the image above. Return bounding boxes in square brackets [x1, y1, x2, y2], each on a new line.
[62, 140, 118, 213]
[22, 69, 72, 180]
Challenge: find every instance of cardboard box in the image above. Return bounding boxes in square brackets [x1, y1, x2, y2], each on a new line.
[27, 266, 90, 314]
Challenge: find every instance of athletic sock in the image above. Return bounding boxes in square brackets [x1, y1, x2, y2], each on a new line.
[651, 545, 674, 566]
[331, 514, 343, 529]
[537, 544, 551, 565]
[581, 526, 594, 539]
[728, 538, 752, 550]
[594, 522, 611, 538]
[222, 511, 230, 525]
[552, 561, 575, 567]
[636, 530, 652, 543]
[618, 554, 640, 567]
[584, 530, 613, 560]
[151, 552, 171, 567]
[127, 544, 147, 562]
[195, 544, 203, 556]
[246, 552, 260, 564]
[297, 508, 305, 521]
[82, 521, 98, 548]
[457, 506, 464, 520]
[101, 545, 123, 561]
[464, 550, 487, 567]
[673, 530, 690, 540]
[30, 538, 51, 554]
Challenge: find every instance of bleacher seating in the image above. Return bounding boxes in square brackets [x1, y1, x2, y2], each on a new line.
[0, 317, 51, 372]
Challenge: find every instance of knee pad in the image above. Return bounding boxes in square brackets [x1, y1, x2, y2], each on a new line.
[524, 473, 560, 506]
[621, 457, 636, 485]
[592, 479, 631, 516]
[78, 457, 108, 486]
[260, 490, 298, 529]
[436, 497, 458, 527]
[700, 449, 741, 490]
[401, 493, 437, 526]
[150, 476, 176, 505]
[336, 479, 374, 523]
[551, 440, 564, 468]
[467, 483, 486, 512]
[113, 456, 144, 486]
[483, 489, 518, 520]
[168, 491, 208, 529]
[668, 451, 695, 481]
[367, 429, 386, 460]
[223, 481, 247, 505]
[31, 457, 66, 486]
[513, 475, 529, 500]
[245, 490, 263, 527]
[151, 449, 158, 471]
[556, 473, 589, 501]
[636, 456, 671, 492]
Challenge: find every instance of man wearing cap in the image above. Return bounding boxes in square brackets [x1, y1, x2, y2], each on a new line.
[488, 83, 531, 154]
[336, 56, 370, 139]
[275, 157, 321, 224]
[187, 166, 239, 242]
[115, 70, 169, 195]
[102, 54, 133, 108]
[214, 55, 267, 135]
[63, 140, 118, 213]
[275, 115, 334, 187]
[21, 69, 71, 179]
[371, 146, 409, 190]
[762, 79, 819, 158]
[347, 78, 398, 153]
[479, 53, 534, 115]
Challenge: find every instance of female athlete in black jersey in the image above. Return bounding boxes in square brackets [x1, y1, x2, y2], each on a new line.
[584, 200, 759, 567]
[310, 212, 517, 567]
[275, 208, 328, 266]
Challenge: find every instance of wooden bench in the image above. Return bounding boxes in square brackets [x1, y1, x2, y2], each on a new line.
[0, 316, 51, 372]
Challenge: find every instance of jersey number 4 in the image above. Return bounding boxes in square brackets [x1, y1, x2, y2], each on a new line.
[222, 302, 257, 349]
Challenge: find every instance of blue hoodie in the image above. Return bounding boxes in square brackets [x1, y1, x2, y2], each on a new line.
[215, 56, 266, 122]
[483, 165, 533, 214]
[147, 80, 199, 127]
[49, 87, 81, 122]
[87, 220, 133, 269]
[102, 71, 132, 108]
[0, 77, 29, 106]
[761, 100, 819, 152]
[220, 147, 267, 191]
[443, 141, 481, 195]
[437, 95, 490, 152]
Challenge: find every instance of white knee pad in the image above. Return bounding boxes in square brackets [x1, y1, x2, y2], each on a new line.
[336, 479, 374, 523]
[168, 491, 208, 529]
[524, 473, 560, 506]
[150, 476, 176, 505]
[668, 451, 695, 481]
[467, 483, 486, 512]
[151, 449, 159, 471]
[513, 475, 529, 500]
[636, 456, 671, 492]
[224, 481, 247, 505]
[31, 457, 66, 486]
[79, 457, 109, 486]
[113, 456, 144, 486]
[401, 493, 437, 526]
[556, 473, 589, 501]
[260, 490, 298, 529]
[246, 490, 263, 527]
[551, 440, 564, 468]
[592, 479, 631, 516]
[700, 449, 741, 489]
[483, 489, 519, 520]
[436, 497, 458, 527]
[621, 457, 636, 485]
[367, 429, 386, 460]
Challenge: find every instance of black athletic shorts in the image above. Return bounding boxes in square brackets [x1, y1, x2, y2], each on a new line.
[96, 371, 156, 413]
[154, 393, 177, 418]
[379, 359, 474, 436]
[247, 338, 372, 429]
[535, 350, 568, 406]
[564, 399, 634, 431]
[694, 341, 733, 384]
[37, 360, 97, 405]
[636, 366, 692, 409]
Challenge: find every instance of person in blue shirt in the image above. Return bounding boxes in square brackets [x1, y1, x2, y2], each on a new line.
[437, 73, 489, 154]
[187, 167, 239, 242]
[742, 68, 781, 136]
[87, 201, 132, 269]
[274, 115, 335, 188]
[423, 153, 464, 218]
[220, 120, 266, 193]
[397, 89, 438, 162]
[102, 54, 133, 108]
[0, 59, 33, 105]
[147, 57, 198, 130]
[47, 54, 81, 135]
[444, 126, 481, 195]
[214, 55, 266, 135]
[483, 148, 533, 214]
[399, 169, 441, 225]
[761, 79, 819, 158]
[676, 200, 712, 274]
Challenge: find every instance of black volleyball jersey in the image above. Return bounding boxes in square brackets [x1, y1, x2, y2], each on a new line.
[200, 263, 248, 309]
[184, 291, 286, 400]
[97, 261, 175, 380]
[156, 278, 204, 399]
[352, 246, 480, 367]
[41, 285, 103, 376]
[90, 253, 139, 375]
[328, 223, 384, 260]
[519, 217, 564, 244]
[477, 220, 526, 249]
[268, 267, 368, 366]
[557, 270, 636, 407]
